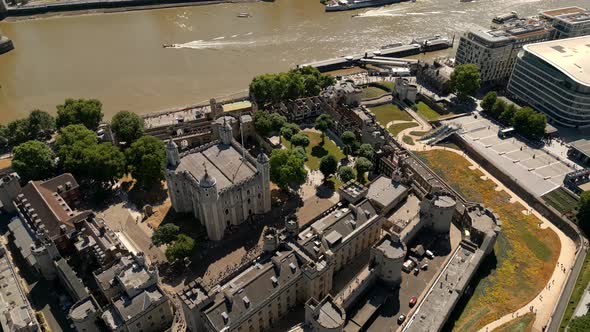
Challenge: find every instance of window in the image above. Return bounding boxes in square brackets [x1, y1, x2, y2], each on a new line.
[225, 209, 229, 215]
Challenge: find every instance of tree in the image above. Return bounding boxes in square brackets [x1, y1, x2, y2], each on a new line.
[111, 111, 144, 144]
[254, 112, 274, 137]
[354, 157, 373, 181]
[269, 113, 287, 132]
[578, 192, 590, 237]
[490, 99, 507, 119]
[165, 234, 195, 263]
[480, 91, 497, 113]
[513, 107, 546, 140]
[56, 125, 98, 176]
[12, 141, 55, 182]
[152, 223, 180, 246]
[4, 119, 30, 147]
[83, 143, 127, 185]
[358, 144, 374, 160]
[338, 166, 355, 183]
[56, 98, 104, 131]
[291, 133, 310, 151]
[126, 135, 166, 189]
[269, 149, 307, 190]
[314, 114, 334, 143]
[319, 155, 338, 180]
[293, 146, 308, 161]
[280, 123, 300, 141]
[499, 104, 517, 126]
[569, 312, 590, 332]
[340, 131, 356, 146]
[450, 64, 481, 101]
[27, 110, 55, 140]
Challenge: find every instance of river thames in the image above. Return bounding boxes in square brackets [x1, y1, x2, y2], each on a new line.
[0, 0, 587, 122]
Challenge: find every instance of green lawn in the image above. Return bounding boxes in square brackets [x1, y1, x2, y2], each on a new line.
[369, 104, 412, 126]
[281, 130, 344, 170]
[409, 130, 428, 137]
[373, 81, 395, 92]
[416, 150, 560, 331]
[402, 135, 415, 145]
[542, 187, 579, 217]
[496, 313, 535, 332]
[388, 122, 419, 136]
[361, 86, 388, 100]
[416, 101, 442, 121]
[560, 253, 590, 331]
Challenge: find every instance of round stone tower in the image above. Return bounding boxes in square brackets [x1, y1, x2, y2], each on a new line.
[165, 139, 180, 168]
[420, 190, 457, 234]
[199, 168, 222, 241]
[256, 152, 271, 213]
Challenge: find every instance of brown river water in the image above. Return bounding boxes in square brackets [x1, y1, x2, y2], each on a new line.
[0, 0, 587, 122]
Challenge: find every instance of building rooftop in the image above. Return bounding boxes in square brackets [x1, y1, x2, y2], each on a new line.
[403, 244, 483, 332]
[367, 176, 408, 209]
[103, 287, 165, 329]
[434, 194, 456, 208]
[203, 249, 303, 331]
[95, 256, 135, 292]
[143, 105, 210, 129]
[176, 143, 257, 191]
[570, 139, 590, 158]
[8, 217, 37, 267]
[375, 234, 405, 260]
[69, 296, 99, 321]
[312, 296, 346, 329]
[16, 173, 82, 239]
[540, 6, 588, 21]
[470, 17, 550, 44]
[524, 36, 590, 86]
[55, 258, 89, 301]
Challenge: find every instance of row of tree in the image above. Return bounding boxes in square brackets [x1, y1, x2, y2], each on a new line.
[481, 92, 547, 139]
[151, 223, 195, 263]
[249, 66, 335, 106]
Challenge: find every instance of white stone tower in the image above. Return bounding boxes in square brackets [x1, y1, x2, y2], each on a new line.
[198, 166, 222, 241]
[165, 139, 180, 167]
[256, 152, 271, 213]
[220, 117, 233, 145]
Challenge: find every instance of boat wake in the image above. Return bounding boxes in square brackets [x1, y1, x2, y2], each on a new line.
[164, 34, 256, 50]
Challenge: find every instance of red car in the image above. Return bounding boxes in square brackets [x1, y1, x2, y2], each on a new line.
[409, 296, 418, 308]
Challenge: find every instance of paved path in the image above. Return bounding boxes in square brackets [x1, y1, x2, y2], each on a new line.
[393, 113, 577, 332]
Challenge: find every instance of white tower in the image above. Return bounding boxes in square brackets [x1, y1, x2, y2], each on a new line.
[256, 153, 271, 213]
[198, 166, 223, 241]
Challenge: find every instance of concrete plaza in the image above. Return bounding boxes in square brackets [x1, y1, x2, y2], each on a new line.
[443, 115, 577, 197]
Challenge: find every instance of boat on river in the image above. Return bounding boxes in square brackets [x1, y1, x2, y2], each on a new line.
[237, 13, 252, 18]
[325, 0, 408, 12]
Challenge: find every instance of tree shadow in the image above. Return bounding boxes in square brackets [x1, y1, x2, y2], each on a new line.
[127, 182, 168, 207]
[311, 145, 328, 159]
[316, 181, 335, 199]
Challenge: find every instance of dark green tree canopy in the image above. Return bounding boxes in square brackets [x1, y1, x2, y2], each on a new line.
[314, 114, 334, 142]
[27, 110, 56, 140]
[280, 123, 300, 141]
[12, 141, 56, 182]
[152, 223, 180, 246]
[126, 135, 166, 189]
[354, 157, 373, 180]
[254, 112, 285, 137]
[577, 192, 590, 236]
[480, 91, 497, 113]
[450, 64, 481, 100]
[249, 66, 335, 106]
[83, 143, 126, 185]
[499, 104, 518, 126]
[56, 98, 104, 131]
[269, 149, 307, 190]
[319, 155, 338, 180]
[0, 110, 56, 150]
[569, 313, 590, 332]
[165, 234, 195, 263]
[338, 166, 355, 183]
[291, 132, 310, 150]
[513, 107, 546, 140]
[490, 99, 507, 119]
[111, 111, 144, 144]
[358, 144, 374, 160]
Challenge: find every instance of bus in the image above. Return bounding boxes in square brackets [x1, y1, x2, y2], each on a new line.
[498, 127, 515, 139]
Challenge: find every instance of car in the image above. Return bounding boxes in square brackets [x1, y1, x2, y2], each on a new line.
[409, 296, 418, 307]
[421, 263, 429, 270]
[425, 250, 435, 259]
[398, 314, 406, 325]
[413, 267, 419, 275]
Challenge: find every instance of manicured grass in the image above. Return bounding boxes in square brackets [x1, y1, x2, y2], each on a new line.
[416, 101, 442, 121]
[542, 187, 579, 217]
[369, 104, 412, 125]
[402, 135, 415, 145]
[436, 142, 461, 150]
[281, 130, 344, 170]
[373, 81, 395, 92]
[388, 122, 419, 136]
[416, 150, 560, 331]
[496, 313, 535, 332]
[560, 253, 590, 331]
[361, 86, 388, 100]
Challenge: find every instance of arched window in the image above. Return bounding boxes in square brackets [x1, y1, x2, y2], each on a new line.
[225, 209, 229, 215]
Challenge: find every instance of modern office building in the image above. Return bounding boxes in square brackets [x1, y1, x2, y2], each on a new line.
[541, 7, 590, 39]
[507, 36, 590, 128]
[455, 16, 552, 86]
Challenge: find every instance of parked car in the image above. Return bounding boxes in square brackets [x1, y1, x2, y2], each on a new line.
[421, 263, 429, 270]
[409, 296, 418, 308]
[398, 314, 406, 325]
[413, 267, 419, 275]
[425, 250, 435, 259]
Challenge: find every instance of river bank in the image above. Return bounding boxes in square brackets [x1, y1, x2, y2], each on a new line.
[1, 0, 258, 21]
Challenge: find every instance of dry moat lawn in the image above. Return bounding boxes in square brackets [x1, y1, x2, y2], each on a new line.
[416, 150, 560, 331]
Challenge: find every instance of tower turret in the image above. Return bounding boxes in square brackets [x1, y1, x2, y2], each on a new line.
[220, 117, 233, 145]
[165, 139, 180, 167]
[199, 164, 223, 241]
[256, 152, 271, 213]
